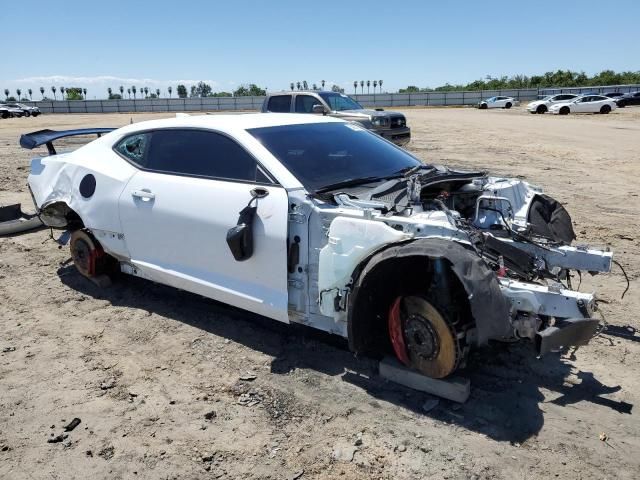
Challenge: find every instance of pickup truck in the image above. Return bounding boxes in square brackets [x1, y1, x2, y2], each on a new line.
[261, 91, 411, 146]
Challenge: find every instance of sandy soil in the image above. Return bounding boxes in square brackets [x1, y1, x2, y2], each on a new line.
[1, 107, 639, 479]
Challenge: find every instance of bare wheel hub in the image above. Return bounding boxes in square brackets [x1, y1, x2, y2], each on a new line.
[404, 314, 439, 360]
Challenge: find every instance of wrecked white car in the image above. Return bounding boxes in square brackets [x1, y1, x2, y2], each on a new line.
[20, 114, 613, 379]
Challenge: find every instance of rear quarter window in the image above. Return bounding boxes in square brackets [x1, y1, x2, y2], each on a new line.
[115, 133, 150, 167]
[267, 95, 292, 113]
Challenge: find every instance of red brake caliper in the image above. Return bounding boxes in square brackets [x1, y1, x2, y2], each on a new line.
[388, 296, 410, 366]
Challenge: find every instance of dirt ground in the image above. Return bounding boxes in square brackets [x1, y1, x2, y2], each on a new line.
[1, 106, 639, 480]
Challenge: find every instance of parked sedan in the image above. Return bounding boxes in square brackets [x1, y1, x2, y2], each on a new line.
[0, 105, 10, 119]
[549, 95, 617, 115]
[478, 96, 519, 109]
[616, 91, 640, 107]
[526, 94, 578, 114]
[4, 102, 41, 117]
[13, 114, 614, 379]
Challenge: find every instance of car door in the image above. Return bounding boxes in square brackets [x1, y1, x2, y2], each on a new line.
[572, 96, 591, 112]
[116, 128, 290, 323]
[295, 94, 323, 114]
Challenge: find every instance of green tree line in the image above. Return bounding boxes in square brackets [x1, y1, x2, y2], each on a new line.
[399, 69, 640, 93]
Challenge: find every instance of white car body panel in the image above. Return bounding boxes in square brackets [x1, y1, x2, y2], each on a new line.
[119, 171, 290, 321]
[550, 95, 617, 114]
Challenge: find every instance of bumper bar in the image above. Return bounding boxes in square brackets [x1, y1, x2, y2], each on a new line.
[535, 318, 601, 356]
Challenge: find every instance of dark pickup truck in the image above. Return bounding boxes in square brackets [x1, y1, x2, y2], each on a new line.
[261, 91, 410, 146]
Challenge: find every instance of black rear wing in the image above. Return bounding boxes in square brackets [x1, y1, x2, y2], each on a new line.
[19, 128, 116, 155]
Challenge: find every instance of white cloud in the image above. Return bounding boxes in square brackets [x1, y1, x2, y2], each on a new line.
[3, 75, 221, 99]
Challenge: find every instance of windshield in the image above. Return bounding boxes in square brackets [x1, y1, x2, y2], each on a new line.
[248, 122, 422, 192]
[318, 92, 363, 111]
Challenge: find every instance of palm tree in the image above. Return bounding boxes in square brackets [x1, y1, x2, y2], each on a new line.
[132, 86, 137, 99]
[360, 81, 364, 94]
[40, 87, 45, 99]
[28, 88, 33, 100]
[16, 88, 22, 99]
[321, 80, 325, 90]
[379, 80, 383, 93]
[127, 88, 131, 99]
[373, 80, 378, 94]
[60, 87, 65, 100]
[296, 82, 301, 90]
[290, 82, 294, 91]
[156, 88, 160, 97]
[353, 81, 357, 94]
[51, 86, 57, 100]
[108, 87, 113, 98]
[119, 85, 124, 98]
[312, 83, 317, 90]
[168, 86, 172, 98]
[367, 80, 370, 94]
[302, 80, 308, 90]
[83, 88, 87, 99]
[144, 87, 149, 98]
[3, 89, 8, 99]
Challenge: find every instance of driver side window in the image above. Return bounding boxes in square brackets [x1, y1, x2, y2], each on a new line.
[295, 95, 322, 113]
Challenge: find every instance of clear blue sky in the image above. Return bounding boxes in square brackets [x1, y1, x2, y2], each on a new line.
[2, 0, 638, 98]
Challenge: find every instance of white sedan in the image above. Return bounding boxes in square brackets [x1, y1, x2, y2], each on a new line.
[478, 96, 519, 109]
[17, 114, 613, 379]
[526, 94, 578, 114]
[549, 95, 617, 115]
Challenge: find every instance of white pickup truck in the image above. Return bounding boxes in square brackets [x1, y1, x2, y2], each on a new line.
[16, 114, 613, 379]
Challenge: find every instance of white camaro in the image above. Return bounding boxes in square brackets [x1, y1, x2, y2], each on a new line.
[478, 96, 519, 109]
[549, 94, 618, 115]
[526, 94, 579, 114]
[20, 114, 613, 379]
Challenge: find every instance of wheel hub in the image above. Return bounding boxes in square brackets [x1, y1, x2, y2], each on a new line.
[404, 314, 439, 360]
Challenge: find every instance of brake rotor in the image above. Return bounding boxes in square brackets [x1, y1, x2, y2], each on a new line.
[388, 295, 460, 379]
[70, 230, 103, 278]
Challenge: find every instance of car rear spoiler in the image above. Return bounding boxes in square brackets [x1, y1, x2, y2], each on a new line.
[19, 128, 116, 155]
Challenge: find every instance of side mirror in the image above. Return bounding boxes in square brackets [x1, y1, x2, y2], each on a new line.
[312, 104, 327, 115]
[226, 205, 257, 261]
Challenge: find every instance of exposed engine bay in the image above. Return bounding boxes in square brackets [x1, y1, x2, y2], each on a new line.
[315, 165, 614, 365]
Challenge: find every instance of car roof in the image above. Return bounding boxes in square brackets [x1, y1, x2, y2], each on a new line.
[114, 112, 344, 136]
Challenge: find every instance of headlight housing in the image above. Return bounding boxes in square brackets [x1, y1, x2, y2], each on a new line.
[371, 117, 389, 127]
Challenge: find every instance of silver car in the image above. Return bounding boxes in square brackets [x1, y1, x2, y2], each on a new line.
[261, 91, 410, 146]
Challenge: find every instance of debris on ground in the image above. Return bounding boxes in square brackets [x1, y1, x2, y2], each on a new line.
[47, 433, 68, 443]
[64, 418, 81, 432]
[100, 378, 116, 390]
[289, 470, 305, 480]
[204, 410, 217, 421]
[331, 445, 358, 462]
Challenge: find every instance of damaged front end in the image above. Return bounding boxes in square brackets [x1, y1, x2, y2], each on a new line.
[316, 165, 613, 375]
